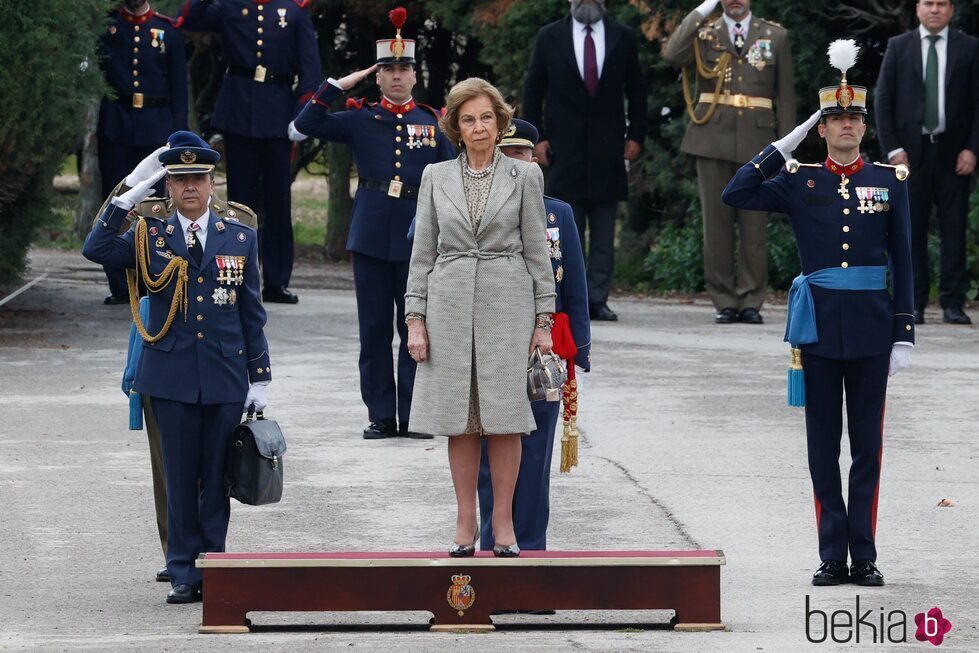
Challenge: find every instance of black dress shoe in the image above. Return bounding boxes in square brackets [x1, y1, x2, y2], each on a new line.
[363, 419, 397, 440]
[262, 287, 299, 304]
[399, 424, 433, 439]
[715, 307, 738, 324]
[589, 302, 618, 321]
[493, 542, 521, 558]
[943, 306, 972, 324]
[155, 566, 169, 582]
[812, 560, 849, 586]
[104, 295, 129, 306]
[166, 584, 202, 604]
[850, 559, 884, 586]
[738, 308, 764, 324]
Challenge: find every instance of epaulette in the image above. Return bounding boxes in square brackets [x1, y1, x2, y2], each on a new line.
[153, 11, 179, 27]
[417, 102, 443, 121]
[784, 159, 822, 174]
[211, 199, 258, 230]
[135, 196, 171, 219]
[758, 17, 786, 29]
[346, 97, 367, 110]
[873, 161, 910, 181]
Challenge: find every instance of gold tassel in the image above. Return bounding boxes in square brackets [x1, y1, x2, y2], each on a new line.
[559, 379, 579, 473]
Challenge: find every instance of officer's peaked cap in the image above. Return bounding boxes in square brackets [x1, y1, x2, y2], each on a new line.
[160, 131, 220, 175]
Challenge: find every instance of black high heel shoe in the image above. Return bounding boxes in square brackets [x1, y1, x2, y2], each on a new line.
[449, 526, 479, 557]
[493, 542, 521, 558]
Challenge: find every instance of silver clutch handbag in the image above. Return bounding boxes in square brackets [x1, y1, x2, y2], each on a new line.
[527, 347, 567, 402]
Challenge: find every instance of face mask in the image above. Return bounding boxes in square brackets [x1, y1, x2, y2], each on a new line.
[570, 0, 606, 25]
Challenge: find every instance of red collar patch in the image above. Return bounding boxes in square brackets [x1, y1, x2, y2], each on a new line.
[824, 155, 864, 176]
[380, 99, 416, 115]
[120, 7, 153, 25]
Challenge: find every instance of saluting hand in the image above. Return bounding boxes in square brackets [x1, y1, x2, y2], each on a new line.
[112, 168, 167, 211]
[773, 110, 822, 158]
[125, 145, 167, 187]
[336, 64, 378, 92]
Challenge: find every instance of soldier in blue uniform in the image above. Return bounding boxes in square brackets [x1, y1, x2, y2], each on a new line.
[291, 8, 456, 439]
[178, 0, 321, 303]
[83, 132, 272, 604]
[476, 119, 591, 552]
[722, 41, 914, 587]
[97, 0, 187, 305]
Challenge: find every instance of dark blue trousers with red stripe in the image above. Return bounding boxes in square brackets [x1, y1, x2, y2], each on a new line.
[803, 352, 889, 563]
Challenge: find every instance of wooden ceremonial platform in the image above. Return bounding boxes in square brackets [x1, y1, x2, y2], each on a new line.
[196, 550, 726, 633]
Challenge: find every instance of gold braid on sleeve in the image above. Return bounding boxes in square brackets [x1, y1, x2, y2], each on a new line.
[126, 218, 189, 343]
[681, 40, 732, 126]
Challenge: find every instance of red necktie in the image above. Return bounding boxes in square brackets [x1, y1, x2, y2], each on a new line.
[583, 25, 598, 97]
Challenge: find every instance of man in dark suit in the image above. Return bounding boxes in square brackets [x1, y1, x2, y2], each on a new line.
[875, 0, 979, 325]
[179, 0, 321, 304]
[523, 0, 647, 322]
[83, 132, 271, 603]
[97, 0, 187, 305]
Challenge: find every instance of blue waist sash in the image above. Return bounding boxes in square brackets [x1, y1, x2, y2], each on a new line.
[785, 265, 887, 346]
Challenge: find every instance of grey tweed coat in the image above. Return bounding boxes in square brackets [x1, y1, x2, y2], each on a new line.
[405, 156, 556, 436]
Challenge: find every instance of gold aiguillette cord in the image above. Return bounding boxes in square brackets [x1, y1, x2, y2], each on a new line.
[126, 218, 189, 343]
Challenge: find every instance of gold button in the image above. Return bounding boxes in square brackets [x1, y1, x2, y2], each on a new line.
[133, 59, 138, 65]
[133, 70, 139, 77]
[257, 27, 263, 34]
[395, 136, 402, 143]
[134, 26, 140, 32]
[197, 315, 203, 322]
[738, 110, 743, 116]
[395, 162, 402, 168]
[133, 81, 140, 88]
[238, 349, 244, 355]
[266, 367, 271, 373]
[843, 226, 850, 233]
[842, 243, 850, 250]
[197, 276, 204, 283]
[394, 175, 401, 181]
[197, 295, 204, 302]
[906, 325, 912, 331]
[134, 36, 140, 43]
[396, 125, 403, 131]
[257, 51, 263, 58]
[738, 76, 743, 81]
[395, 149, 401, 155]
[258, 14, 264, 20]
[257, 39, 263, 46]
[396, 113, 403, 119]
[197, 332, 204, 340]
[843, 208, 850, 215]
[841, 262, 849, 268]
[133, 48, 138, 54]
[257, 367, 263, 374]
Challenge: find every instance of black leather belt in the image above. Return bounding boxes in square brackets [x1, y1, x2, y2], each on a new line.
[115, 94, 169, 108]
[358, 178, 419, 199]
[923, 132, 944, 144]
[228, 65, 294, 85]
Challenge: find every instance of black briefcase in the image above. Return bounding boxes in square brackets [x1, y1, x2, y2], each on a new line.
[225, 410, 287, 506]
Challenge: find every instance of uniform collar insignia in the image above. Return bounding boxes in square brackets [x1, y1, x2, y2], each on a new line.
[120, 8, 154, 25]
[824, 154, 865, 176]
[380, 98, 416, 115]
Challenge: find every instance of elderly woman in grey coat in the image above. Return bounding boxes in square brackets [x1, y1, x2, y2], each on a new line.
[405, 78, 556, 558]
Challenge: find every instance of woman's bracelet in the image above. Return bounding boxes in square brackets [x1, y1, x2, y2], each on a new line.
[535, 313, 554, 330]
[405, 312, 426, 325]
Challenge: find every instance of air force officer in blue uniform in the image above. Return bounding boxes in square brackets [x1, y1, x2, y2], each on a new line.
[722, 44, 914, 587]
[179, 0, 321, 303]
[292, 11, 456, 439]
[477, 119, 591, 551]
[83, 132, 271, 603]
[97, 1, 188, 304]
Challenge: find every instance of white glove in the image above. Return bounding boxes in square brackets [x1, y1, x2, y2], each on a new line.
[124, 145, 167, 187]
[244, 381, 269, 413]
[773, 110, 822, 160]
[695, 0, 720, 17]
[110, 168, 167, 211]
[888, 343, 912, 377]
[287, 121, 308, 142]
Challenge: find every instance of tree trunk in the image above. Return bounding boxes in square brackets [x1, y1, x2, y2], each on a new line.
[73, 100, 102, 241]
[324, 141, 352, 261]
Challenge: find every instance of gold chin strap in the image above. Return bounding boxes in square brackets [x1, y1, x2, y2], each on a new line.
[682, 39, 732, 126]
[126, 217, 189, 343]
